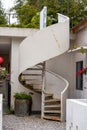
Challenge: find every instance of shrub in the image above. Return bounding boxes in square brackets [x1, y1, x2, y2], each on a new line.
[14, 92, 32, 100]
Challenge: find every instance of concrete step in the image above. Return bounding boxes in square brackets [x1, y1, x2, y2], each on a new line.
[45, 93, 53, 97]
[44, 105, 61, 108]
[44, 110, 61, 113]
[22, 70, 42, 75]
[33, 88, 42, 93]
[45, 94, 53, 100]
[43, 115, 61, 121]
[44, 99, 61, 103]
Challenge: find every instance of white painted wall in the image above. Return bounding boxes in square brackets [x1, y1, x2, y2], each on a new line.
[75, 28, 87, 46]
[72, 27, 87, 98]
[0, 27, 41, 112]
[0, 27, 38, 37]
[66, 99, 87, 130]
[11, 37, 41, 111]
[45, 71, 66, 98]
[47, 27, 87, 99]
[47, 53, 74, 98]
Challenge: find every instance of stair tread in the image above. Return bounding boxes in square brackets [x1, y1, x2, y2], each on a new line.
[34, 88, 41, 90]
[43, 115, 61, 121]
[34, 88, 42, 92]
[44, 105, 61, 108]
[27, 68, 43, 70]
[44, 99, 61, 102]
[22, 74, 42, 76]
[26, 82, 42, 86]
[45, 94, 53, 97]
[44, 110, 61, 113]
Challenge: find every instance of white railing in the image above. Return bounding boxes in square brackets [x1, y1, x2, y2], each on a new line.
[45, 70, 69, 121]
[67, 99, 87, 130]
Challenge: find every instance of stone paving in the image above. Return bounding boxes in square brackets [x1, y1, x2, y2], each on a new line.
[3, 115, 66, 130]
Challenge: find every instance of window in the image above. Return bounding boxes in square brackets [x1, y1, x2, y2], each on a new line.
[76, 61, 83, 90]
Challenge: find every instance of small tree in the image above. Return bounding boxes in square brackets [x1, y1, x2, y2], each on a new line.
[0, 1, 7, 25]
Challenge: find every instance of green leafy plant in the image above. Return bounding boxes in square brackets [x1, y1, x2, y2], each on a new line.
[0, 67, 8, 80]
[14, 92, 32, 100]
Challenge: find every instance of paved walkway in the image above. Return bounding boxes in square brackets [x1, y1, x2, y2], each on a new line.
[3, 115, 66, 130]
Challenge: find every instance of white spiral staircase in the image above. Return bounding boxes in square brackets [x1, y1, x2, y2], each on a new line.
[18, 14, 69, 121]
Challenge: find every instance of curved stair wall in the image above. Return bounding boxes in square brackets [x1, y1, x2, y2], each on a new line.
[19, 14, 69, 74]
[45, 70, 69, 121]
[18, 14, 69, 121]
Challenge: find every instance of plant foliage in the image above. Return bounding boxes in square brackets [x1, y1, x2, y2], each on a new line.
[1, 0, 87, 28]
[14, 92, 32, 99]
[0, 0, 7, 25]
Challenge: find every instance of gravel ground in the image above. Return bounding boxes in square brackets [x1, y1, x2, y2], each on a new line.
[3, 115, 66, 130]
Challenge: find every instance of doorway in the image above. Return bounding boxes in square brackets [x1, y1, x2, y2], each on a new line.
[0, 39, 11, 114]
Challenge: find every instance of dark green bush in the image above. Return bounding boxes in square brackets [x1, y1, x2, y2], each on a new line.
[14, 92, 32, 100]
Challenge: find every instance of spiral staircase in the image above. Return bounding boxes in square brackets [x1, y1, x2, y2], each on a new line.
[18, 14, 69, 121]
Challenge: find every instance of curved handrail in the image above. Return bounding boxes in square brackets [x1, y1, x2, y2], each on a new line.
[46, 70, 69, 95]
[46, 70, 69, 121]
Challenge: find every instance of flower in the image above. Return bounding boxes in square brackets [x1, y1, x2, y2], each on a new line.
[77, 67, 87, 76]
[0, 67, 9, 80]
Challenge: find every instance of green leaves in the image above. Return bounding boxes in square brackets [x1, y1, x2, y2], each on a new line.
[9, 0, 87, 28]
[0, 0, 7, 25]
[14, 92, 32, 99]
[0, 68, 8, 80]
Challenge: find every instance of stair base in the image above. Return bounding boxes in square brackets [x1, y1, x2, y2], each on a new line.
[43, 115, 61, 121]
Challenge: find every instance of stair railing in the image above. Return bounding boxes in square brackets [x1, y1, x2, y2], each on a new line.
[45, 70, 69, 121]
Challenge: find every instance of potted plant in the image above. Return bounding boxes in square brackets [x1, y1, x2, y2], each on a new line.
[0, 67, 8, 81]
[14, 92, 32, 116]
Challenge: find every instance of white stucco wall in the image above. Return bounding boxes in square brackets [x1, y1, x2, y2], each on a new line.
[66, 99, 87, 130]
[47, 27, 87, 99]
[47, 53, 74, 98]
[11, 37, 41, 111]
[0, 27, 41, 112]
[75, 28, 87, 46]
[72, 27, 87, 98]
[0, 27, 38, 37]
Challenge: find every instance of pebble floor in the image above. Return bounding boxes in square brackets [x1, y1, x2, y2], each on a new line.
[3, 115, 66, 130]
